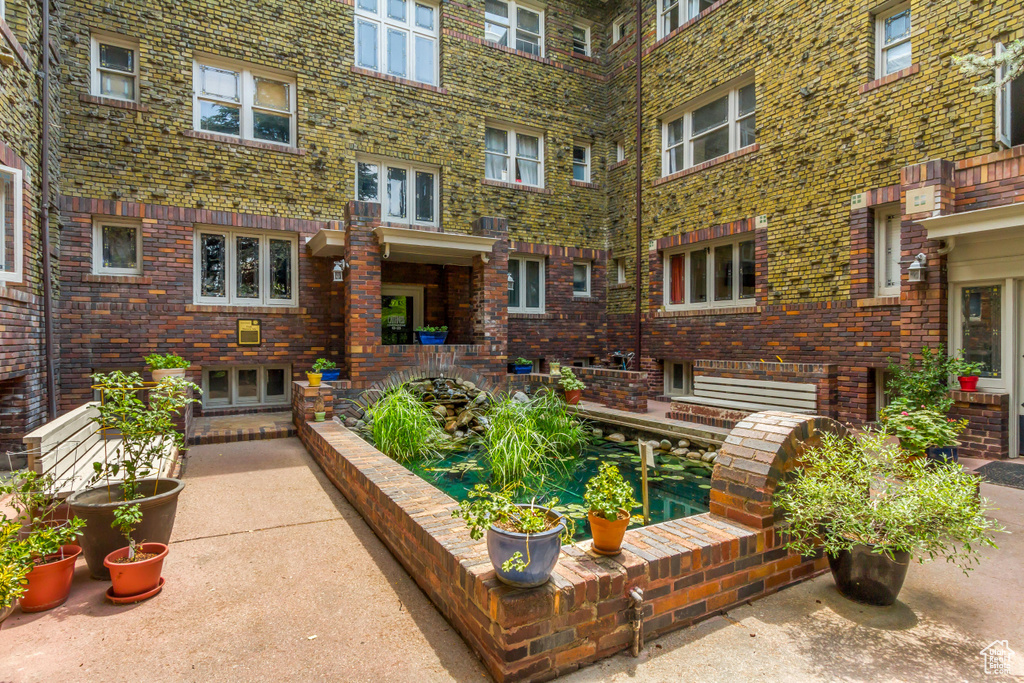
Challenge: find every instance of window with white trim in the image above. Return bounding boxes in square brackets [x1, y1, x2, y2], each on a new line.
[356, 157, 439, 227]
[875, 207, 901, 296]
[615, 257, 626, 284]
[193, 228, 298, 307]
[995, 43, 1024, 148]
[193, 58, 296, 146]
[355, 0, 438, 85]
[664, 237, 755, 310]
[0, 164, 22, 284]
[663, 79, 754, 174]
[508, 255, 545, 313]
[485, 125, 544, 187]
[658, 0, 712, 38]
[664, 360, 693, 396]
[203, 365, 291, 408]
[91, 34, 139, 102]
[875, 3, 911, 78]
[93, 218, 142, 275]
[612, 17, 626, 44]
[572, 261, 591, 297]
[572, 143, 590, 182]
[572, 23, 590, 56]
[614, 138, 625, 163]
[485, 0, 544, 57]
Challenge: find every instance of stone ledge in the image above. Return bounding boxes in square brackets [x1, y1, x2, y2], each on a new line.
[949, 390, 1008, 406]
[858, 63, 920, 94]
[183, 304, 306, 315]
[83, 273, 153, 285]
[0, 284, 40, 305]
[855, 295, 900, 307]
[481, 178, 554, 195]
[78, 93, 151, 111]
[570, 180, 600, 189]
[350, 66, 449, 94]
[653, 144, 760, 186]
[609, 159, 629, 171]
[655, 305, 759, 318]
[181, 129, 306, 155]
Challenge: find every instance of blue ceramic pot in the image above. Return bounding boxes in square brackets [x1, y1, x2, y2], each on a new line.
[925, 445, 958, 463]
[417, 331, 448, 345]
[513, 364, 533, 374]
[486, 505, 565, 588]
[320, 368, 341, 382]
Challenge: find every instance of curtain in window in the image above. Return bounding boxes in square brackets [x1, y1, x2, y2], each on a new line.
[515, 134, 540, 185]
[669, 254, 684, 304]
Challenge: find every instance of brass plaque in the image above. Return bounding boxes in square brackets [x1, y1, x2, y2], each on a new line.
[237, 319, 262, 346]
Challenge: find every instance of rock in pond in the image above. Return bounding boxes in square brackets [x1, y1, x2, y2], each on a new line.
[591, 428, 603, 438]
[344, 417, 359, 428]
[432, 405, 448, 420]
[677, 439, 690, 448]
[659, 439, 673, 451]
[701, 451, 716, 463]
[606, 433, 626, 443]
[512, 391, 530, 403]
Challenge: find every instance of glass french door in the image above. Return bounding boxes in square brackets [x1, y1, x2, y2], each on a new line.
[381, 285, 424, 345]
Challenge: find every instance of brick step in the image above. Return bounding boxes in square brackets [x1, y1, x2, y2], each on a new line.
[188, 411, 296, 446]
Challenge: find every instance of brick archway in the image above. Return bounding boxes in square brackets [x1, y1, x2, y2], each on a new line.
[356, 363, 498, 409]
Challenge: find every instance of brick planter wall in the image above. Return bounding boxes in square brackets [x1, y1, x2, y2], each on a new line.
[950, 391, 1011, 460]
[508, 367, 649, 412]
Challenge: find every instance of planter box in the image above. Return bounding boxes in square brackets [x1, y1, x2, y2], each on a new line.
[320, 369, 341, 382]
[416, 331, 448, 345]
[513, 364, 533, 374]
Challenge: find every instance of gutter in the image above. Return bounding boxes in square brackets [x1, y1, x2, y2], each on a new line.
[632, 0, 643, 373]
[39, 0, 57, 419]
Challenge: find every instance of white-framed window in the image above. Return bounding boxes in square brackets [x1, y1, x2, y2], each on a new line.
[615, 257, 626, 284]
[485, 124, 544, 187]
[193, 228, 298, 307]
[953, 283, 1004, 381]
[664, 360, 693, 396]
[356, 157, 439, 227]
[572, 143, 590, 182]
[664, 236, 755, 310]
[193, 57, 296, 146]
[995, 43, 1024, 149]
[572, 261, 591, 297]
[572, 23, 590, 56]
[875, 207, 901, 296]
[663, 78, 755, 174]
[485, 0, 544, 57]
[508, 255, 545, 313]
[90, 34, 139, 102]
[614, 139, 625, 163]
[0, 163, 23, 284]
[355, 0, 439, 85]
[93, 218, 142, 275]
[203, 365, 291, 408]
[612, 17, 627, 44]
[875, 2, 911, 78]
[874, 367, 892, 420]
[658, 0, 713, 38]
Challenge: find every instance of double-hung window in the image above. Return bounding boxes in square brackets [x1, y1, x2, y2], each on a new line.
[663, 79, 755, 174]
[572, 261, 591, 297]
[91, 34, 139, 102]
[485, 125, 544, 187]
[485, 0, 543, 56]
[612, 17, 627, 44]
[508, 255, 545, 313]
[875, 3, 911, 78]
[664, 237, 755, 310]
[193, 58, 296, 146]
[658, 0, 713, 38]
[875, 207, 901, 296]
[93, 218, 142, 275]
[0, 163, 23, 284]
[614, 139, 625, 163]
[572, 143, 590, 182]
[995, 43, 1024, 148]
[356, 157, 439, 227]
[615, 257, 626, 284]
[194, 228, 298, 307]
[355, 0, 438, 85]
[572, 24, 590, 56]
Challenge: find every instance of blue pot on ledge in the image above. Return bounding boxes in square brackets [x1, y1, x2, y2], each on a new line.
[320, 369, 341, 382]
[486, 505, 565, 588]
[417, 331, 448, 345]
[513, 364, 533, 374]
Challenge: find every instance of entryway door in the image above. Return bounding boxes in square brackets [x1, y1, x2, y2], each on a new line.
[381, 285, 424, 345]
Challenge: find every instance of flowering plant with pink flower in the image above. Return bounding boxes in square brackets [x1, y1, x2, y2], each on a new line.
[880, 397, 967, 457]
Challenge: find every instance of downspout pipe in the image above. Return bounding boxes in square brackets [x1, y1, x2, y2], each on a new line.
[632, 0, 643, 374]
[40, 0, 58, 419]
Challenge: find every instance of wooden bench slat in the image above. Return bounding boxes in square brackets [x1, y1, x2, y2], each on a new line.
[691, 389, 817, 410]
[692, 382, 818, 403]
[672, 395, 815, 414]
[695, 376, 817, 393]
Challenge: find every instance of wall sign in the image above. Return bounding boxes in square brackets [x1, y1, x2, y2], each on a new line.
[237, 319, 262, 346]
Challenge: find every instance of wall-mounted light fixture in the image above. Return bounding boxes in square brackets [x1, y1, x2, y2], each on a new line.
[907, 253, 927, 283]
[333, 259, 349, 283]
[507, 271, 515, 292]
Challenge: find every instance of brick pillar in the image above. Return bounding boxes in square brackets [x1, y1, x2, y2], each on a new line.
[344, 202, 382, 385]
[470, 218, 509, 364]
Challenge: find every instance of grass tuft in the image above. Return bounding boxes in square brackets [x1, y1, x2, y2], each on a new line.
[367, 386, 452, 462]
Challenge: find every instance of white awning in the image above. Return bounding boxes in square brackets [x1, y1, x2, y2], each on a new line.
[306, 228, 346, 257]
[921, 202, 1024, 241]
[372, 226, 497, 266]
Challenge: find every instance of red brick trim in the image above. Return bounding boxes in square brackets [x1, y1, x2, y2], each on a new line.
[860, 184, 901, 208]
[855, 296, 900, 307]
[0, 286, 39, 304]
[655, 305, 759, 318]
[0, 18, 30, 70]
[569, 179, 600, 189]
[78, 94, 151, 111]
[949, 390, 1006, 406]
[83, 274, 153, 285]
[655, 217, 755, 250]
[645, 0, 733, 56]
[181, 130, 306, 155]
[481, 178, 553, 194]
[954, 143, 1024, 170]
[184, 304, 306, 315]
[858, 64, 920, 94]
[609, 159, 629, 171]
[509, 241, 606, 260]
[652, 144, 759, 186]
[508, 312, 554, 320]
[569, 50, 600, 64]
[609, 282, 632, 290]
[350, 66, 449, 94]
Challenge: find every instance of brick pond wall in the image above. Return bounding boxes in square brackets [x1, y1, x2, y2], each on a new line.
[950, 391, 1011, 460]
[507, 367, 649, 412]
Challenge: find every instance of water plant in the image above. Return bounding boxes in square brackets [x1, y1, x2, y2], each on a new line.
[367, 385, 453, 462]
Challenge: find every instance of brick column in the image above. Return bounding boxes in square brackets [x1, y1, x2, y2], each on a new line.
[470, 217, 508, 361]
[343, 201, 382, 385]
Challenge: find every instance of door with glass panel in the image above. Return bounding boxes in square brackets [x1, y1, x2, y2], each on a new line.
[381, 285, 424, 345]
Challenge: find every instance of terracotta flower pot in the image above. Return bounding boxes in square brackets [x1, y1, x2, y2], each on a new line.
[19, 545, 81, 613]
[306, 372, 322, 387]
[565, 389, 582, 405]
[588, 509, 629, 555]
[957, 376, 979, 392]
[152, 368, 187, 383]
[104, 543, 168, 598]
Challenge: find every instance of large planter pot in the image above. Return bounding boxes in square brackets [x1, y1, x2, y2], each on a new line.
[486, 505, 565, 588]
[588, 509, 629, 555]
[565, 389, 582, 406]
[957, 376, 979, 392]
[513, 364, 533, 375]
[926, 445, 958, 464]
[827, 544, 911, 606]
[417, 331, 448, 345]
[151, 368, 186, 383]
[306, 372, 322, 387]
[320, 368, 341, 382]
[104, 543, 168, 598]
[19, 545, 81, 613]
[67, 478, 184, 580]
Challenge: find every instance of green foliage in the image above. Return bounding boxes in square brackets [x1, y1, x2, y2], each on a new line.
[948, 353, 985, 379]
[367, 386, 453, 462]
[0, 521, 30, 610]
[880, 397, 967, 456]
[512, 357, 532, 366]
[112, 503, 144, 560]
[584, 463, 640, 520]
[143, 353, 190, 370]
[885, 345, 957, 414]
[775, 432, 1003, 573]
[311, 358, 337, 372]
[415, 326, 448, 333]
[558, 366, 586, 392]
[954, 39, 1024, 95]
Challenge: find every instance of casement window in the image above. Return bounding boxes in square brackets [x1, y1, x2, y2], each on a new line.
[485, 125, 544, 187]
[658, 0, 713, 38]
[875, 3, 911, 78]
[664, 237, 755, 310]
[614, 257, 626, 284]
[355, 0, 438, 85]
[572, 143, 590, 182]
[356, 157, 439, 226]
[614, 139, 625, 163]
[664, 360, 693, 396]
[572, 261, 591, 297]
[508, 255, 545, 313]
[91, 34, 139, 102]
[193, 58, 296, 146]
[485, 0, 544, 57]
[995, 43, 1024, 148]
[203, 365, 291, 408]
[572, 23, 590, 56]
[93, 218, 142, 275]
[612, 17, 626, 44]
[663, 79, 755, 174]
[0, 163, 23, 284]
[193, 228, 298, 307]
[875, 207, 901, 296]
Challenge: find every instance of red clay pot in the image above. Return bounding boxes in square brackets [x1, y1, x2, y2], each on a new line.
[565, 389, 582, 405]
[19, 545, 81, 613]
[588, 509, 629, 555]
[957, 376, 979, 392]
[104, 543, 168, 598]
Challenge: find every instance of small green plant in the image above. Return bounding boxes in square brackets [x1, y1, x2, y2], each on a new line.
[112, 503, 144, 560]
[558, 366, 586, 392]
[584, 463, 640, 521]
[144, 353, 190, 370]
[312, 358, 337, 373]
[0, 521, 30, 611]
[880, 397, 967, 457]
[949, 353, 985, 379]
[513, 357, 532, 367]
[885, 345, 957, 414]
[415, 326, 448, 333]
[367, 385, 453, 462]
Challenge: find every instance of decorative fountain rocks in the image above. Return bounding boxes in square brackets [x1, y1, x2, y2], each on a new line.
[405, 378, 492, 437]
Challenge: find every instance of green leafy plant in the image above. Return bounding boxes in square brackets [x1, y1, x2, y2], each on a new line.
[367, 385, 453, 462]
[0, 521, 30, 611]
[954, 39, 1024, 95]
[584, 463, 640, 521]
[885, 345, 957, 414]
[949, 353, 985, 379]
[415, 326, 448, 333]
[513, 357, 532, 367]
[311, 358, 337, 373]
[558, 366, 586, 392]
[775, 431, 1003, 573]
[144, 353, 190, 370]
[111, 503, 144, 561]
[880, 397, 967, 457]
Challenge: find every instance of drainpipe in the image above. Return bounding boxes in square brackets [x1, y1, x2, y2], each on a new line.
[39, 0, 58, 419]
[629, 587, 645, 656]
[632, 0, 643, 374]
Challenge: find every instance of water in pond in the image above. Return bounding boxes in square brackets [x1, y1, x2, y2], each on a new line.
[407, 437, 713, 541]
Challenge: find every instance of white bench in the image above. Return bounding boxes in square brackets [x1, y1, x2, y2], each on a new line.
[671, 376, 818, 415]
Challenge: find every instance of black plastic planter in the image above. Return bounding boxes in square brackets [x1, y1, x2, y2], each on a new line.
[827, 544, 911, 606]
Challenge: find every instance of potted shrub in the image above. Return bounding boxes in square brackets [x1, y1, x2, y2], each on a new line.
[584, 463, 640, 555]
[0, 521, 30, 626]
[311, 358, 339, 383]
[415, 326, 448, 345]
[559, 366, 586, 405]
[884, 345, 957, 415]
[103, 503, 168, 603]
[451, 485, 570, 588]
[775, 432, 1003, 606]
[512, 357, 534, 374]
[68, 371, 199, 579]
[880, 397, 967, 463]
[144, 353, 190, 382]
[950, 354, 985, 393]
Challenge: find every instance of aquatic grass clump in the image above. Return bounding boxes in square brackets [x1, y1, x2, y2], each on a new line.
[368, 385, 451, 462]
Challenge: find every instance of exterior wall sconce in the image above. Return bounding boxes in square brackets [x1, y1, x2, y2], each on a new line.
[333, 259, 348, 283]
[507, 272, 514, 291]
[907, 253, 927, 283]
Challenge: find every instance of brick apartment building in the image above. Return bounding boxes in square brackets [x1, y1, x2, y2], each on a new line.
[1, 0, 1023, 459]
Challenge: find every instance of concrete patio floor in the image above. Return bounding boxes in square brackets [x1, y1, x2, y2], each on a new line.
[2, 439, 1022, 682]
